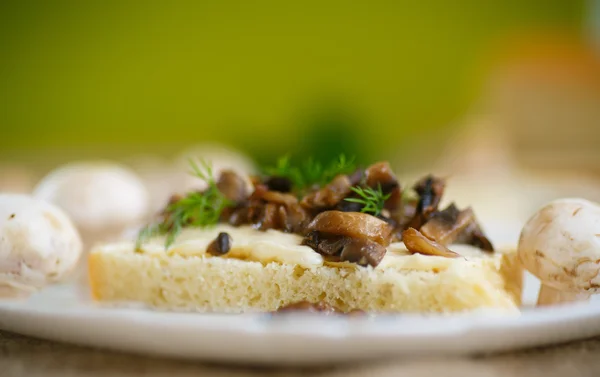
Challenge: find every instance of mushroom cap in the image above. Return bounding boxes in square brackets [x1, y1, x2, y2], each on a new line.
[125, 155, 179, 213]
[33, 162, 150, 231]
[518, 198, 600, 293]
[0, 194, 82, 297]
[174, 143, 256, 193]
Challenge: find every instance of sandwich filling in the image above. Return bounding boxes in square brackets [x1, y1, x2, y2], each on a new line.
[129, 224, 497, 270]
[136, 156, 496, 267]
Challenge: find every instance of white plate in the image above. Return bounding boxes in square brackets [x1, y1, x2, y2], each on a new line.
[1, 275, 600, 365]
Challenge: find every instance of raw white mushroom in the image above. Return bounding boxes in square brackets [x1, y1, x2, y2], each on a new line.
[33, 161, 150, 245]
[174, 143, 256, 193]
[0, 194, 82, 297]
[518, 198, 600, 306]
[125, 154, 178, 214]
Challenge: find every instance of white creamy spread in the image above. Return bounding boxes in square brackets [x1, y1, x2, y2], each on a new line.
[131, 224, 493, 270]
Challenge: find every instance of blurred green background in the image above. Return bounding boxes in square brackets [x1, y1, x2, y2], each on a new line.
[0, 1, 584, 168]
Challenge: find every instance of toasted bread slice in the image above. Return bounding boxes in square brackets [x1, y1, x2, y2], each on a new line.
[88, 225, 522, 313]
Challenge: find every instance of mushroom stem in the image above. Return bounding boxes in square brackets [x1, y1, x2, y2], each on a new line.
[537, 284, 591, 307]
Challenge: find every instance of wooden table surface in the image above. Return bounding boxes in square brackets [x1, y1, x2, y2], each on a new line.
[2, 330, 600, 377]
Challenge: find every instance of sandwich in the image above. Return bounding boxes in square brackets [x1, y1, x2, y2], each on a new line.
[89, 156, 522, 313]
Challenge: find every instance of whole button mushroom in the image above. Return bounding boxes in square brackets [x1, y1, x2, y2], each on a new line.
[0, 194, 82, 297]
[33, 161, 150, 247]
[518, 198, 600, 306]
[125, 154, 179, 214]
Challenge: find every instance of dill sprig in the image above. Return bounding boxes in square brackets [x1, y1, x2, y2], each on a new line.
[136, 159, 233, 250]
[344, 184, 391, 216]
[263, 154, 356, 194]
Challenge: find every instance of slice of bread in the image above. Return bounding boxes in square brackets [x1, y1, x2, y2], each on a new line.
[88, 227, 522, 313]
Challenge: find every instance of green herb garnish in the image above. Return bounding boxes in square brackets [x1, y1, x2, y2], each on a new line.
[263, 154, 356, 194]
[136, 159, 233, 251]
[344, 184, 391, 216]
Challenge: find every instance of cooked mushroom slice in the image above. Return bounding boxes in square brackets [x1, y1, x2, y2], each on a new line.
[319, 237, 350, 256]
[455, 222, 494, 252]
[336, 199, 364, 213]
[413, 175, 446, 214]
[257, 203, 279, 230]
[249, 183, 297, 206]
[339, 238, 387, 267]
[347, 168, 365, 186]
[245, 199, 263, 224]
[420, 204, 475, 245]
[469, 226, 494, 252]
[207, 232, 232, 256]
[407, 175, 446, 229]
[216, 170, 250, 203]
[390, 199, 418, 238]
[223, 205, 246, 225]
[364, 161, 402, 210]
[282, 203, 310, 233]
[249, 183, 269, 201]
[402, 228, 461, 258]
[264, 176, 293, 193]
[454, 221, 494, 252]
[300, 175, 352, 210]
[307, 210, 393, 246]
[301, 230, 321, 250]
[222, 184, 310, 232]
[302, 232, 350, 256]
[262, 190, 298, 207]
[365, 162, 397, 190]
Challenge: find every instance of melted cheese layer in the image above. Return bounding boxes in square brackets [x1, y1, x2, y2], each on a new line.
[120, 224, 495, 270]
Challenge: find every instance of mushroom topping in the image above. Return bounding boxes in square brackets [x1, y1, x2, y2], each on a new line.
[407, 175, 446, 229]
[217, 170, 250, 203]
[207, 232, 232, 256]
[257, 203, 279, 230]
[264, 176, 293, 193]
[518, 198, 600, 306]
[347, 168, 365, 186]
[457, 222, 495, 252]
[302, 232, 385, 266]
[365, 162, 396, 190]
[414, 175, 446, 214]
[364, 161, 402, 211]
[138, 154, 501, 267]
[222, 181, 310, 233]
[336, 199, 364, 213]
[300, 175, 352, 210]
[302, 232, 350, 255]
[402, 228, 461, 258]
[420, 204, 474, 245]
[339, 238, 387, 267]
[261, 191, 299, 207]
[280, 203, 310, 233]
[306, 210, 393, 246]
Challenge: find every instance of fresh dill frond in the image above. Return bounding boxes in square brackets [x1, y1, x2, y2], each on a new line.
[344, 184, 391, 216]
[135, 222, 164, 251]
[262, 154, 356, 194]
[321, 154, 356, 185]
[188, 158, 215, 183]
[263, 155, 304, 188]
[136, 159, 233, 250]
